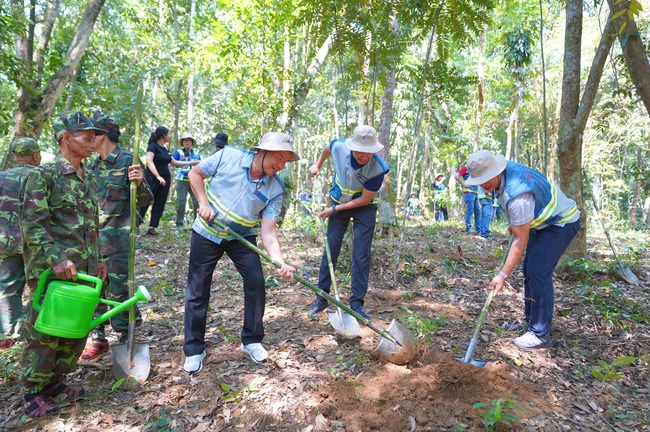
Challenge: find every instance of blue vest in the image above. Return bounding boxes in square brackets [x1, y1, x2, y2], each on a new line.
[173, 149, 200, 181]
[500, 161, 578, 229]
[329, 139, 389, 204]
[194, 147, 285, 241]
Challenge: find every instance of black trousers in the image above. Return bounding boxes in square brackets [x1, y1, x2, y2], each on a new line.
[183, 231, 265, 356]
[139, 171, 171, 228]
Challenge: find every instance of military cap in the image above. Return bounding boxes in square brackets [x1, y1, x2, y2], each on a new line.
[92, 110, 121, 142]
[11, 137, 41, 156]
[53, 111, 106, 141]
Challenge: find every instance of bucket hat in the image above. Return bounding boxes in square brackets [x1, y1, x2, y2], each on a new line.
[179, 132, 196, 146]
[11, 137, 41, 156]
[53, 112, 106, 142]
[213, 132, 229, 148]
[250, 132, 300, 162]
[464, 150, 507, 186]
[344, 125, 384, 153]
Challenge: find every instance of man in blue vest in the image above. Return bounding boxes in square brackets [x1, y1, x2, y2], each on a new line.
[454, 165, 480, 233]
[182, 132, 298, 373]
[172, 132, 201, 227]
[463, 150, 580, 350]
[307, 125, 389, 322]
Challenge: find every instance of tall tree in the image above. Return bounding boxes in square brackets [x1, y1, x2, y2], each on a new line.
[13, 0, 106, 139]
[557, 1, 616, 257]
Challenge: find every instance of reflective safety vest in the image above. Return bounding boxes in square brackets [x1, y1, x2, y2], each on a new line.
[195, 147, 285, 240]
[499, 161, 579, 229]
[478, 187, 492, 200]
[173, 149, 200, 181]
[329, 139, 389, 204]
[462, 172, 479, 194]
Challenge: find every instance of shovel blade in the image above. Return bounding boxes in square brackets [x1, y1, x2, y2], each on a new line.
[326, 310, 361, 338]
[617, 265, 640, 285]
[374, 319, 417, 365]
[111, 342, 151, 383]
[452, 355, 488, 368]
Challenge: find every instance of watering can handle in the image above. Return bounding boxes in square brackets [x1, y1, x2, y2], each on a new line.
[33, 269, 103, 312]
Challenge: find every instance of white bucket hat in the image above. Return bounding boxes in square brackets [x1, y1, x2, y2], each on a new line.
[464, 150, 507, 186]
[345, 125, 384, 153]
[250, 132, 300, 162]
[179, 132, 195, 146]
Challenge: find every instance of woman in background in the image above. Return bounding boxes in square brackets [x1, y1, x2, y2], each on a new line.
[139, 126, 172, 235]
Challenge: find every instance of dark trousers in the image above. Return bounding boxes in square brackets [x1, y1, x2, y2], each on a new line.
[434, 204, 448, 221]
[522, 220, 580, 337]
[184, 232, 265, 356]
[139, 171, 171, 228]
[316, 204, 377, 308]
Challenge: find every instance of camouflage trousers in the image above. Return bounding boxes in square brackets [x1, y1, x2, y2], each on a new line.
[21, 280, 87, 395]
[0, 254, 26, 340]
[91, 252, 142, 340]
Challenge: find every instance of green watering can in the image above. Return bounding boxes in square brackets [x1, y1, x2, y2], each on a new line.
[33, 269, 151, 339]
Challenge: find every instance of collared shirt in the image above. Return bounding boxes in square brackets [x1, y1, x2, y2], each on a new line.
[192, 147, 284, 244]
[90, 146, 153, 256]
[0, 163, 37, 255]
[21, 152, 101, 280]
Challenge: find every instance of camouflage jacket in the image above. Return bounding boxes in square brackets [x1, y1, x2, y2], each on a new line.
[20, 153, 101, 281]
[0, 164, 37, 255]
[90, 146, 153, 256]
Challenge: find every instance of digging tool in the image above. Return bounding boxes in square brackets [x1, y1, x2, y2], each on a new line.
[112, 85, 151, 383]
[456, 237, 513, 368]
[583, 171, 639, 285]
[207, 217, 416, 364]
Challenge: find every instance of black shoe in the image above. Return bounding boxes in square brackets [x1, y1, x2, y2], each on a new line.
[308, 297, 328, 315]
[147, 228, 159, 236]
[351, 306, 371, 322]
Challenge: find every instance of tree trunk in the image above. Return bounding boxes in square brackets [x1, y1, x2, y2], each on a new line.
[279, 25, 291, 129]
[474, 16, 486, 152]
[629, 143, 643, 224]
[607, 0, 650, 117]
[558, 6, 615, 258]
[13, 0, 106, 139]
[285, 35, 332, 131]
[186, 0, 196, 134]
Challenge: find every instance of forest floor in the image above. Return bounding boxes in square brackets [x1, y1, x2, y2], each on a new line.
[1, 212, 649, 431]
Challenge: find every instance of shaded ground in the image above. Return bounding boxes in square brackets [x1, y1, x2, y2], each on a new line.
[1, 214, 649, 431]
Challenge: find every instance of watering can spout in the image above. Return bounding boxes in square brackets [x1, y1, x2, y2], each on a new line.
[90, 286, 152, 330]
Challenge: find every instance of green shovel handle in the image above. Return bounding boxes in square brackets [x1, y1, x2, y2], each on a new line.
[207, 216, 400, 345]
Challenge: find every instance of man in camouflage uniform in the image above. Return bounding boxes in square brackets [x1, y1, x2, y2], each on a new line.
[20, 112, 107, 418]
[80, 111, 152, 361]
[0, 138, 42, 349]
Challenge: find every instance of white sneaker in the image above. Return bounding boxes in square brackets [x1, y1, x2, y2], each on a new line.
[183, 350, 206, 374]
[241, 343, 268, 363]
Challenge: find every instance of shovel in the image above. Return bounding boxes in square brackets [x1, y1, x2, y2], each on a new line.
[207, 217, 416, 365]
[456, 237, 513, 368]
[112, 86, 151, 383]
[583, 170, 640, 285]
[319, 219, 361, 338]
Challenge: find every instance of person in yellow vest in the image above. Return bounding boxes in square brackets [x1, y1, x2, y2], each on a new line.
[182, 132, 298, 373]
[463, 150, 580, 350]
[454, 165, 480, 232]
[307, 125, 389, 322]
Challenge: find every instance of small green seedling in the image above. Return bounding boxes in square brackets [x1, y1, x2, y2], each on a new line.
[590, 356, 637, 382]
[473, 398, 525, 431]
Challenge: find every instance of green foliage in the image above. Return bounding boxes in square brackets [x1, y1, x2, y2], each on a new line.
[220, 377, 263, 403]
[564, 258, 602, 284]
[473, 398, 525, 431]
[398, 305, 447, 342]
[334, 349, 368, 373]
[574, 282, 650, 330]
[590, 356, 637, 382]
